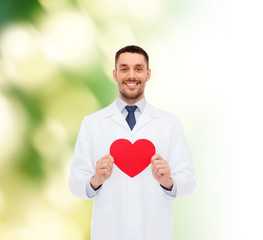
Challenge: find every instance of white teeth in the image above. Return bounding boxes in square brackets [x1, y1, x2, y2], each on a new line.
[126, 83, 137, 87]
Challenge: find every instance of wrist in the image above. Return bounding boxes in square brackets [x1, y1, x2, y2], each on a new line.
[90, 175, 103, 190]
[161, 177, 173, 190]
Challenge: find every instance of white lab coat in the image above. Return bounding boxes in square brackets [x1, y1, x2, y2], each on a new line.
[68, 100, 196, 240]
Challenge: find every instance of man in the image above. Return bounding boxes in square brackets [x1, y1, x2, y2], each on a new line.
[68, 45, 196, 240]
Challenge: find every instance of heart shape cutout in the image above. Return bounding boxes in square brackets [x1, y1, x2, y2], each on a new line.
[110, 139, 156, 178]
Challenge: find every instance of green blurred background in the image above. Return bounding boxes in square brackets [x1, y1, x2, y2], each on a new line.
[1, 0, 263, 239]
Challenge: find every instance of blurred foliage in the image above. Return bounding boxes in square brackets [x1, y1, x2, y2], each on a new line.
[0, 0, 43, 28]
[0, 0, 192, 239]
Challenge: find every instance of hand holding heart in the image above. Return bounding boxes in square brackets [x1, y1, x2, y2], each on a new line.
[91, 140, 173, 191]
[90, 154, 114, 190]
[151, 153, 173, 190]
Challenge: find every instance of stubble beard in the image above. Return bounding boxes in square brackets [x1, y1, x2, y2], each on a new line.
[119, 87, 144, 100]
[117, 74, 147, 101]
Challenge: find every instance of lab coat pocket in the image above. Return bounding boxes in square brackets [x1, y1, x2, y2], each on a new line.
[146, 204, 173, 240]
[91, 205, 116, 240]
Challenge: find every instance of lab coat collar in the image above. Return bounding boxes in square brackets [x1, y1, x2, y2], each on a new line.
[103, 99, 160, 132]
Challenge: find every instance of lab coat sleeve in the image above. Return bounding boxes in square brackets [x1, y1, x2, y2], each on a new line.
[161, 182, 177, 198]
[68, 117, 100, 199]
[165, 118, 196, 199]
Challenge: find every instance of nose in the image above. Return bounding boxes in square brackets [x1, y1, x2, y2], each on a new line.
[128, 69, 136, 80]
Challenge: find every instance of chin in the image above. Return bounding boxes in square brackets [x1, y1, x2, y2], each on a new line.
[121, 92, 143, 101]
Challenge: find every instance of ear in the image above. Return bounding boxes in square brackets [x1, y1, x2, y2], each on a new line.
[113, 69, 118, 82]
[146, 68, 151, 82]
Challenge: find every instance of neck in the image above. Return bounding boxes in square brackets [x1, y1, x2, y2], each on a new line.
[119, 94, 144, 105]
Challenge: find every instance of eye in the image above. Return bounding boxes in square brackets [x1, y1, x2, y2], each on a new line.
[120, 68, 127, 72]
[136, 68, 143, 71]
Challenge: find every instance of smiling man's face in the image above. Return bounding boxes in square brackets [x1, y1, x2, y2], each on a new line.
[113, 52, 151, 105]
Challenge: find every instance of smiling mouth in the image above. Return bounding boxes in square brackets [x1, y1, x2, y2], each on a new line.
[125, 82, 140, 89]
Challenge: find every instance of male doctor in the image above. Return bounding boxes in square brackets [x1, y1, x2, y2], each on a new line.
[69, 45, 196, 240]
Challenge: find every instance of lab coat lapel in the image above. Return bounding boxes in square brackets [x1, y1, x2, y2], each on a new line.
[104, 100, 130, 130]
[132, 102, 160, 133]
[103, 100, 160, 133]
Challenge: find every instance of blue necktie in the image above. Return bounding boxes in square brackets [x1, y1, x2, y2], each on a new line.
[125, 105, 137, 130]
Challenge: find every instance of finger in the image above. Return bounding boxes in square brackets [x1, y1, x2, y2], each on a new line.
[108, 159, 114, 167]
[157, 168, 169, 175]
[155, 167, 164, 176]
[103, 154, 114, 162]
[99, 167, 111, 175]
[154, 153, 163, 160]
[99, 159, 110, 164]
[106, 162, 113, 172]
[153, 163, 168, 170]
[105, 167, 114, 176]
[153, 163, 169, 174]
[102, 163, 111, 172]
[103, 160, 113, 170]
[101, 154, 111, 159]
[108, 154, 114, 162]
[100, 159, 113, 171]
[151, 154, 157, 162]
[97, 161, 108, 169]
[97, 168, 106, 175]
[152, 154, 165, 162]
[105, 162, 112, 171]
[100, 155, 113, 164]
[99, 157, 114, 166]
[107, 157, 114, 163]
[152, 161, 168, 170]
[152, 159, 167, 166]
[151, 165, 159, 175]
[151, 153, 160, 162]
[151, 153, 162, 162]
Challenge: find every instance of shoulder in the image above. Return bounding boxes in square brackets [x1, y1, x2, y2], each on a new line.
[147, 102, 180, 123]
[82, 101, 116, 123]
[147, 102, 186, 137]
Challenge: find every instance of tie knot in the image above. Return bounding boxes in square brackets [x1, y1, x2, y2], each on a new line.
[125, 105, 137, 113]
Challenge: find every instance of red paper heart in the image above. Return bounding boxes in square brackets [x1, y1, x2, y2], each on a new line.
[110, 139, 156, 178]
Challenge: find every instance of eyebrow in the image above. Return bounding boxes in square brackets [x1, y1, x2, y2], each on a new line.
[119, 64, 145, 67]
[119, 64, 128, 67]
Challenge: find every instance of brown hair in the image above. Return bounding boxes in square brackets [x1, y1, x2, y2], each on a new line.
[115, 45, 149, 69]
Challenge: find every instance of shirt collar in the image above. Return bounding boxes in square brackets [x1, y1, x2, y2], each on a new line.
[116, 96, 146, 113]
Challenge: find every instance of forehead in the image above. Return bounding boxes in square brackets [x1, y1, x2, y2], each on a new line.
[116, 52, 147, 66]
